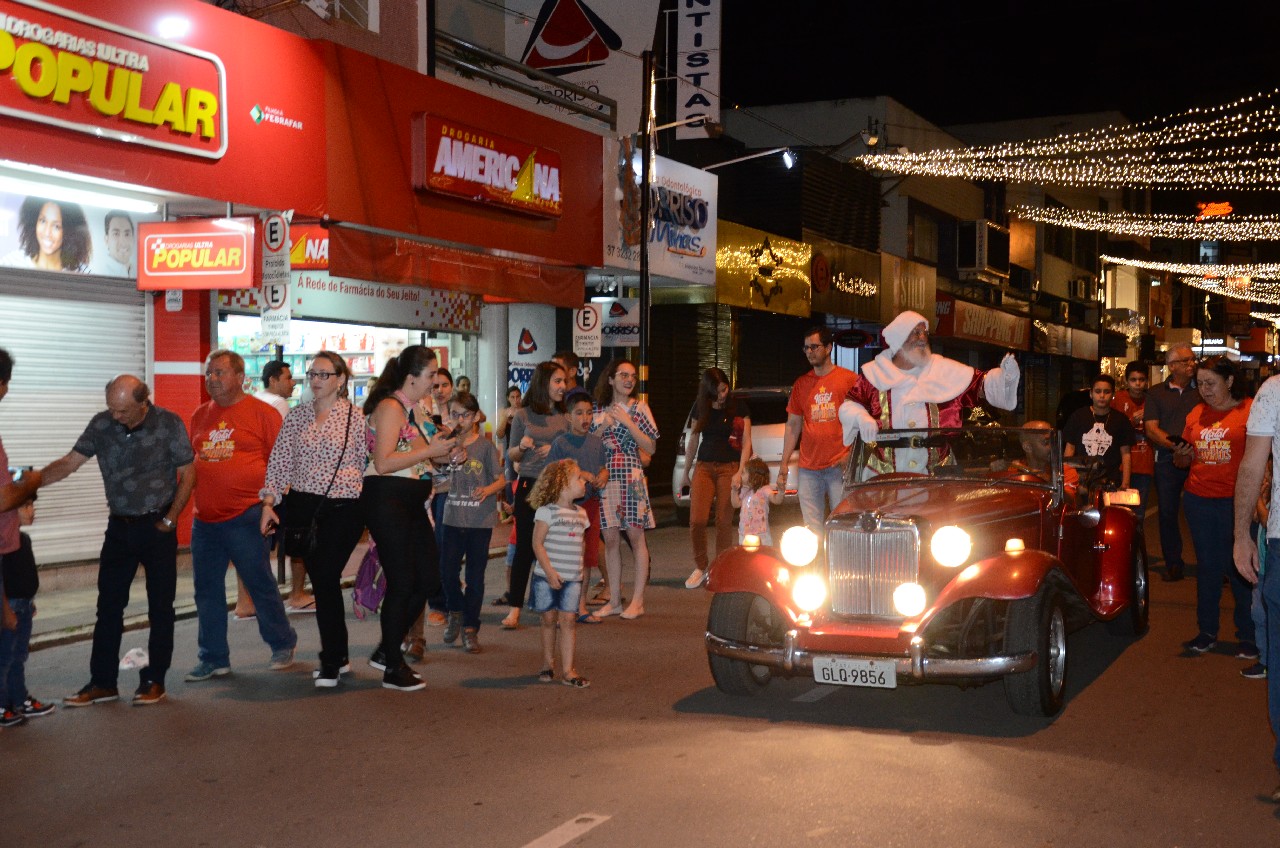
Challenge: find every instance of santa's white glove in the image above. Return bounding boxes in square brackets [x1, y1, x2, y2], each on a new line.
[1000, 352, 1020, 388]
[839, 399, 879, 446]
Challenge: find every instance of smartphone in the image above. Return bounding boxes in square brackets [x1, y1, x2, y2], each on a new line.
[680, 484, 691, 498]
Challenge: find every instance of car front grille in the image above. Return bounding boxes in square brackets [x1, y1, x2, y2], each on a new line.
[826, 518, 920, 616]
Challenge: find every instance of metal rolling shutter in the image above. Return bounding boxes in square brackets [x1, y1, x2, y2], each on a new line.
[0, 270, 148, 563]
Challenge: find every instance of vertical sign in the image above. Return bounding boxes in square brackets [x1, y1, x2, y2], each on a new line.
[676, 0, 721, 140]
[260, 212, 290, 345]
[573, 304, 602, 358]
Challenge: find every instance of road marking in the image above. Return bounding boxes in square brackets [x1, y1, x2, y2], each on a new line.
[520, 814, 611, 848]
[793, 685, 838, 702]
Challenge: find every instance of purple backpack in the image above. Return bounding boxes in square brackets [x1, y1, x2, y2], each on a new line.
[352, 541, 386, 620]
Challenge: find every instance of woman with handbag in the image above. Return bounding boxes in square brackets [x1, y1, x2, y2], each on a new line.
[590, 358, 659, 620]
[360, 345, 459, 691]
[260, 351, 369, 689]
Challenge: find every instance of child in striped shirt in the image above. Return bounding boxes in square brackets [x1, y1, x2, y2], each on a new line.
[529, 459, 590, 688]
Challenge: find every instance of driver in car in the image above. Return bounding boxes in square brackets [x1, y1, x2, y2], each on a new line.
[838, 310, 1021, 474]
[992, 420, 1080, 497]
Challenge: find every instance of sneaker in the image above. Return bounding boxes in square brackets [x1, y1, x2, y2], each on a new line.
[382, 664, 426, 691]
[461, 627, 482, 654]
[1184, 633, 1217, 654]
[184, 662, 231, 682]
[311, 662, 352, 679]
[20, 697, 55, 718]
[403, 639, 426, 664]
[1241, 662, 1268, 679]
[1236, 641, 1261, 660]
[368, 647, 388, 671]
[313, 664, 342, 689]
[426, 610, 447, 627]
[64, 684, 120, 707]
[269, 646, 296, 670]
[1162, 564, 1184, 582]
[684, 568, 706, 589]
[0, 708, 25, 728]
[443, 612, 463, 645]
[131, 682, 167, 706]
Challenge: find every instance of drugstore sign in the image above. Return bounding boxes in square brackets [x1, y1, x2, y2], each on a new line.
[0, 0, 227, 159]
[413, 114, 562, 218]
[136, 217, 256, 290]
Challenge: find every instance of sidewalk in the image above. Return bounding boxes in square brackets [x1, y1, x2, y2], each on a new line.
[27, 523, 514, 651]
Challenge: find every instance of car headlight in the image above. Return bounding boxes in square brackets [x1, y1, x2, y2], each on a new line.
[779, 526, 819, 566]
[893, 582, 927, 617]
[792, 572, 827, 612]
[930, 525, 972, 568]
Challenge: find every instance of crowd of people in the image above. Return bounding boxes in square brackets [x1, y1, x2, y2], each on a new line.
[2, 316, 1279, 801]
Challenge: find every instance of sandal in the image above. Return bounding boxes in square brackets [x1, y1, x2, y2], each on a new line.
[501, 615, 521, 630]
[538, 668, 554, 683]
[561, 675, 590, 689]
[577, 613, 602, 624]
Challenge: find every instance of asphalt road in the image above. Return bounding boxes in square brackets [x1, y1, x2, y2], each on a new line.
[4, 510, 1278, 846]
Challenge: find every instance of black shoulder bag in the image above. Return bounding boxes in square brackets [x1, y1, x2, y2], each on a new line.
[282, 402, 353, 559]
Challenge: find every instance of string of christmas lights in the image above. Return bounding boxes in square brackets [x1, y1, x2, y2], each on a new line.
[1012, 205, 1280, 240]
[1101, 254, 1280, 279]
[856, 89, 1280, 189]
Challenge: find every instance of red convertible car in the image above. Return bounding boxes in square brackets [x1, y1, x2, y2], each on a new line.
[703, 426, 1148, 717]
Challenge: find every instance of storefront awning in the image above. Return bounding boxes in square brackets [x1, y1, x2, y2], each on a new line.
[327, 225, 584, 309]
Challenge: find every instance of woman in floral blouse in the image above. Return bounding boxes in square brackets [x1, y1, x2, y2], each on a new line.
[261, 351, 369, 689]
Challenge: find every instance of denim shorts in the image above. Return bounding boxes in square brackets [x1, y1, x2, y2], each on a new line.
[528, 574, 582, 614]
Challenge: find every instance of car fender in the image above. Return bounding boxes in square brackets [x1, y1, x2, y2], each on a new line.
[705, 547, 803, 621]
[927, 549, 1062, 615]
[1091, 505, 1140, 617]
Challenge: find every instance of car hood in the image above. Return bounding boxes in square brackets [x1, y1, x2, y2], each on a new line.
[831, 477, 1049, 530]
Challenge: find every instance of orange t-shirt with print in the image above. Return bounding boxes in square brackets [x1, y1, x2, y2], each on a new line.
[190, 396, 282, 522]
[1181, 397, 1252, 499]
[787, 366, 860, 470]
[1111, 393, 1153, 475]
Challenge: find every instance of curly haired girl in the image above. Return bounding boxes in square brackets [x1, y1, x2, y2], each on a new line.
[528, 459, 591, 687]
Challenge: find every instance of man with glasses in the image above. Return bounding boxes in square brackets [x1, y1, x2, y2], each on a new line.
[185, 350, 297, 683]
[778, 327, 860, 531]
[41, 374, 195, 707]
[1145, 342, 1200, 581]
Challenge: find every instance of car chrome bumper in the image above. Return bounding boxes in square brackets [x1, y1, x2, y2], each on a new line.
[705, 630, 1038, 682]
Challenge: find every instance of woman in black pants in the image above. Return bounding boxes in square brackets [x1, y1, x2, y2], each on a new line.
[260, 351, 369, 688]
[360, 346, 458, 691]
[502, 361, 568, 629]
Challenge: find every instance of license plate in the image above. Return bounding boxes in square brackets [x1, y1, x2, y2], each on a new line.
[812, 657, 897, 689]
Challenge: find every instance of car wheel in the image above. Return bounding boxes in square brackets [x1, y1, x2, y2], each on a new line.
[1003, 585, 1068, 717]
[1106, 539, 1150, 638]
[707, 592, 783, 696]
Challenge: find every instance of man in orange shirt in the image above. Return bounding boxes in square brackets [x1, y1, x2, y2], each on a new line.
[1112, 361, 1153, 516]
[777, 327, 860, 532]
[185, 350, 297, 683]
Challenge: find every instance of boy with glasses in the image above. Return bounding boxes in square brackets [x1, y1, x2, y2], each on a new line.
[1145, 343, 1201, 581]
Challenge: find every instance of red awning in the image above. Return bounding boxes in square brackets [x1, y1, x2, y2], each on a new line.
[327, 225, 584, 309]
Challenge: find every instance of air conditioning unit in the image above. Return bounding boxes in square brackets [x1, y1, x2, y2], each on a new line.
[957, 220, 1010, 281]
[1068, 278, 1092, 300]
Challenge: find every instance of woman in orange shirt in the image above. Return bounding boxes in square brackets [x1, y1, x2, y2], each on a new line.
[1173, 355, 1257, 658]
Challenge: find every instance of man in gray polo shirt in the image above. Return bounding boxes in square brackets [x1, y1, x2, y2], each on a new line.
[41, 375, 195, 707]
[1143, 343, 1201, 581]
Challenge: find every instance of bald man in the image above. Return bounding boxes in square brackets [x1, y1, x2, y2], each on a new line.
[41, 375, 195, 707]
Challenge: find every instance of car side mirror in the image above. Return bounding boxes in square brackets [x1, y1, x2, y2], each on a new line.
[1077, 507, 1101, 528]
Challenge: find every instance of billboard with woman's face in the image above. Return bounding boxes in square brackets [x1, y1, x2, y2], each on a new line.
[0, 191, 161, 278]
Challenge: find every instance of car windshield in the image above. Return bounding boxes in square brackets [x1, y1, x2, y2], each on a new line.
[844, 426, 1063, 490]
[738, 395, 789, 426]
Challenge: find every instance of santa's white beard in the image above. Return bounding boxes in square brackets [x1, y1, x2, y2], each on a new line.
[897, 344, 931, 371]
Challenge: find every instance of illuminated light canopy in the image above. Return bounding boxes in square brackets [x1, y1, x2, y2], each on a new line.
[1101, 254, 1280, 280]
[1012, 205, 1280, 241]
[855, 89, 1280, 190]
[832, 272, 878, 297]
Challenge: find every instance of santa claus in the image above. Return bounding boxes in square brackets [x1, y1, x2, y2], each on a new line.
[838, 310, 1021, 473]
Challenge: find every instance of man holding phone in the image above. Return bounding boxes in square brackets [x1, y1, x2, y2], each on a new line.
[1145, 343, 1202, 582]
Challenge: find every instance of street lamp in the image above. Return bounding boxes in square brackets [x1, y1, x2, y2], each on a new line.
[702, 147, 796, 171]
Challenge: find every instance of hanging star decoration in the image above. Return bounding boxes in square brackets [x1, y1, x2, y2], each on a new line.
[748, 238, 785, 305]
[856, 88, 1280, 190]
